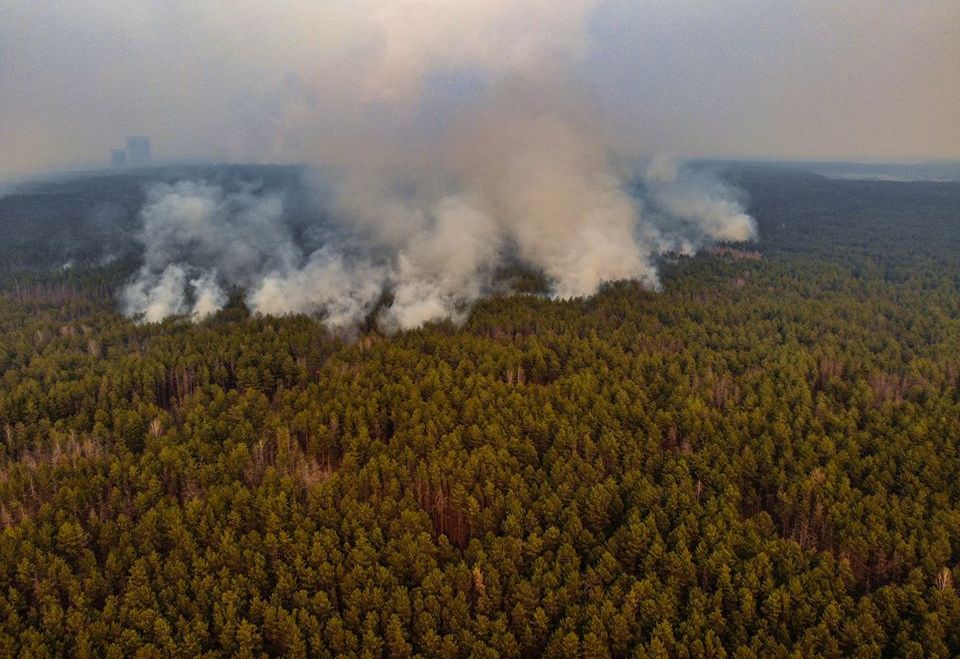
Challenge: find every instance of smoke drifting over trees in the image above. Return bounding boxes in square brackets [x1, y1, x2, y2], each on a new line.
[121, 159, 755, 329]
[115, 0, 757, 329]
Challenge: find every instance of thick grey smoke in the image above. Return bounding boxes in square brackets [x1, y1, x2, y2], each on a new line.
[642, 155, 757, 254]
[121, 155, 756, 329]
[119, 1, 758, 330]
[122, 180, 293, 322]
[123, 265, 189, 322]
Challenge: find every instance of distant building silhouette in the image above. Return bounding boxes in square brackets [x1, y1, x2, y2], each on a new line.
[126, 136, 151, 166]
[110, 148, 127, 168]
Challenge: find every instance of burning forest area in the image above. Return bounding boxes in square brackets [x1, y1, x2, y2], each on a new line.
[1, 0, 960, 656]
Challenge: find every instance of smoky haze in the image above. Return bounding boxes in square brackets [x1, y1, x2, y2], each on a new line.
[1, 0, 957, 178]
[96, 0, 761, 330]
[4, 0, 954, 329]
[119, 147, 757, 331]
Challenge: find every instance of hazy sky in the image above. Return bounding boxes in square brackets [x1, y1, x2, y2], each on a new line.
[1, 0, 958, 179]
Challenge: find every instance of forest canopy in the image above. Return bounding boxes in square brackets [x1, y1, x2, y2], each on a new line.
[0, 164, 959, 657]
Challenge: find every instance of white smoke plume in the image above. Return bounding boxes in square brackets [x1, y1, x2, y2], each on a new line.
[134, 180, 296, 283]
[122, 264, 188, 323]
[121, 154, 755, 329]
[120, 0, 758, 330]
[644, 154, 757, 244]
[122, 180, 295, 322]
[249, 247, 388, 328]
[189, 271, 228, 321]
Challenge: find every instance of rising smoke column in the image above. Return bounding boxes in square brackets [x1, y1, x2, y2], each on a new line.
[122, 180, 297, 322]
[122, 152, 756, 329]
[643, 154, 757, 244]
[121, 0, 758, 329]
[447, 89, 662, 297]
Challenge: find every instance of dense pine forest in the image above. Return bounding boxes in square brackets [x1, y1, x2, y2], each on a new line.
[1, 165, 959, 657]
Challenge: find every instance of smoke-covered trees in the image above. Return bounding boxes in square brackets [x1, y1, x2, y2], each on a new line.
[1, 168, 960, 655]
